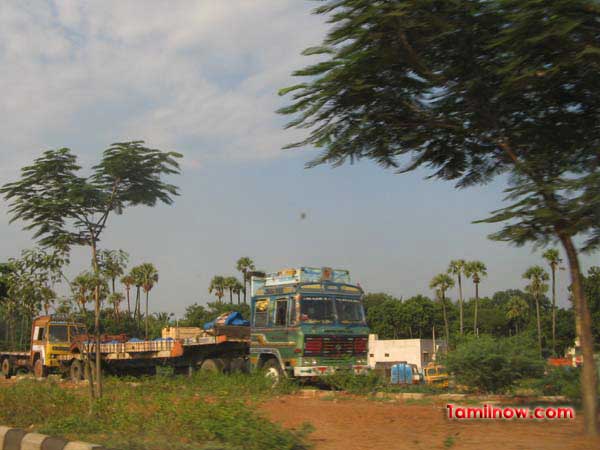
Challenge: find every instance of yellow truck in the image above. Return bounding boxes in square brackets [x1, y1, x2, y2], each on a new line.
[1, 315, 86, 378]
[423, 362, 449, 388]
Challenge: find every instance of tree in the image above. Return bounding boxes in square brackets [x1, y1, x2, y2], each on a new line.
[582, 267, 600, 343]
[279, 0, 599, 434]
[223, 276, 239, 304]
[1, 141, 181, 399]
[108, 292, 124, 322]
[447, 260, 467, 335]
[232, 279, 244, 305]
[506, 296, 529, 334]
[523, 266, 549, 355]
[120, 274, 135, 317]
[430, 273, 454, 348]
[133, 263, 159, 339]
[464, 261, 487, 336]
[99, 249, 129, 294]
[208, 276, 226, 302]
[542, 249, 562, 355]
[236, 257, 255, 304]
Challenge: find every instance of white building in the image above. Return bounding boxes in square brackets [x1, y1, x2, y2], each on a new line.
[368, 334, 447, 370]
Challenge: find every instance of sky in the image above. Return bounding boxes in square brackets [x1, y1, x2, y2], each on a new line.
[0, 0, 597, 318]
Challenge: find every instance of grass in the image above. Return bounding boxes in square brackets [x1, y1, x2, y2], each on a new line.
[0, 372, 309, 450]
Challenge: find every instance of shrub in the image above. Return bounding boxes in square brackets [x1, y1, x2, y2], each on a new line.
[319, 370, 383, 394]
[534, 367, 582, 399]
[444, 335, 544, 393]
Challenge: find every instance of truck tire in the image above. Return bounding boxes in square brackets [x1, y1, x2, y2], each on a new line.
[34, 358, 47, 378]
[230, 357, 249, 374]
[199, 358, 225, 373]
[262, 358, 283, 384]
[70, 360, 84, 381]
[1, 358, 12, 379]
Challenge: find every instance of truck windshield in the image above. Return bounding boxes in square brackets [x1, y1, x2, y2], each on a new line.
[49, 325, 69, 342]
[300, 297, 335, 323]
[335, 298, 365, 324]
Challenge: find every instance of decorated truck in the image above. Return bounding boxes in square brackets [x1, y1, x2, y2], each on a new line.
[249, 267, 370, 381]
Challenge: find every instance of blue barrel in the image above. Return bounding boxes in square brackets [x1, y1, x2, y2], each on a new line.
[391, 363, 411, 384]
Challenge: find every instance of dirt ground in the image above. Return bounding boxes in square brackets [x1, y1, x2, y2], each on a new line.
[261, 394, 600, 450]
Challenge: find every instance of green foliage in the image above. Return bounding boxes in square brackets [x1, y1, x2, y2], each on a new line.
[0, 374, 308, 450]
[445, 335, 545, 393]
[582, 267, 600, 342]
[181, 302, 251, 328]
[534, 367, 582, 400]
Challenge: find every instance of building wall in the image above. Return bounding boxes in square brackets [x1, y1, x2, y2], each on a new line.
[368, 334, 446, 370]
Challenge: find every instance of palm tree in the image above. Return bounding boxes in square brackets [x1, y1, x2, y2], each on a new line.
[208, 276, 226, 302]
[224, 276, 239, 304]
[464, 261, 487, 336]
[99, 249, 129, 293]
[108, 292, 124, 322]
[232, 280, 244, 305]
[542, 248, 562, 356]
[129, 267, 143, 328]
[72, 271, 95, 313]
[447, 259, 466, 335]
[523, 265, 549, 355]
[120, 274, 135, 317]
[136, 263, 159, 339]
[429, 273, 454, 349]
[236, 257, 255, 304]
[506, 295, 529, 334]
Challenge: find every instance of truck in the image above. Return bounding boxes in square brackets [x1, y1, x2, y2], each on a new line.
[1, 267, 369, 382]
[249, 267, 370, 381]
[1, 315, 86, 379]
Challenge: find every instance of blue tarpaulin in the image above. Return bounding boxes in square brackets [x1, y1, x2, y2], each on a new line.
[203, 311, 249, 330]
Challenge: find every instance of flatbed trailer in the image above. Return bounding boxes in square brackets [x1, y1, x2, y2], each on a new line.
[57, 325, 250, 380]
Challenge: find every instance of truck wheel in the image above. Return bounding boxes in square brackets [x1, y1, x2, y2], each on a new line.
[262, 358, 283, 384]
[1, 358, 12, 379]
[199, 358, 225, 373]
[70, 360, 84, 381]
[230, 357, 249, 374]
[34, 359, 47, 378]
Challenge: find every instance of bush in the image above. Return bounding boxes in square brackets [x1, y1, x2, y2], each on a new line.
[535, 367, 582, 399]
[444, 335, 544, 393]
[0, 373, 308, 450]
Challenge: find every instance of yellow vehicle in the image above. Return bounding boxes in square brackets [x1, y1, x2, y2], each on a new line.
[1, 315, 86, 378]
[423, 362, 449, 388]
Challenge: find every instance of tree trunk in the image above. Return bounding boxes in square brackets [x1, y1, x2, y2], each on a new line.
[229, 289, 233, 304]
[442, 292, 449, 350]
[126, 288, 131, 316]
[90, 240, 102, 399]
[237, 292, 241, 305]
[458, 274, 464, 335]
[551, 265, 557, 356]
[535, 295, 542, 355]
[145, 290, 149, 340]
[559, 233, 598, 436]
[474, 282, 479, 336]
[243, 270, 247, 304]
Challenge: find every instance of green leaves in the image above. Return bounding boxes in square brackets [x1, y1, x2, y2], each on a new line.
[1, 141, 182, 250]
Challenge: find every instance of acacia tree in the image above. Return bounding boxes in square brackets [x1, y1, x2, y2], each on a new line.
[279, 0, 599, 433]
[236, 257, 255, 304]
[429, 273, 454, 349]
[0, 141, 181, 398]
[447, 260, 467, 335]
[542, 249, 562, 355]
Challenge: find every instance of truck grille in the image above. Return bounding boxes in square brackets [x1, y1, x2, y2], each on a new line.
[304, 335, 367, 357]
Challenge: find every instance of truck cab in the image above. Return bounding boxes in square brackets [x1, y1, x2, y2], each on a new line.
[29, 315, 86, 377]
[249, 267, 370, 380]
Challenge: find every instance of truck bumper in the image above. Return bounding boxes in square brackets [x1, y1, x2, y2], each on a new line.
[293, 364, 369, 377]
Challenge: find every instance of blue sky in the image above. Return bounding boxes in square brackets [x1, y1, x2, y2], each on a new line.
[0, 1, 597, 317]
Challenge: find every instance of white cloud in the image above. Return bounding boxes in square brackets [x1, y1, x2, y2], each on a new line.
[0, 0, 327, 182]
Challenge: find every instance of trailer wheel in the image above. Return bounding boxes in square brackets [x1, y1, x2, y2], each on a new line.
[230, 357, 249, 374]
[199, 358, 225, 373]
[1, 358, 12, 379]
[34, 359, 47, 378]
[262, 358, 283, 384]
[70, 360, 84, 381]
